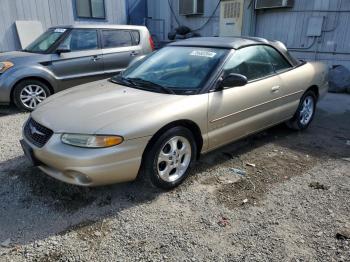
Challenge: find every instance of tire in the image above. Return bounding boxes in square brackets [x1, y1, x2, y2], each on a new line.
[286, 90, 317, 130]
[142, 126, 197, 190]
[13, 79, 51, 111]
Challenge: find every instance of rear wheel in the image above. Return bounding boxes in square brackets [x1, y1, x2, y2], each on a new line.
[13, 79, 51, 111]
[143, 127, 197, 189]
[286, 90, 317, 130]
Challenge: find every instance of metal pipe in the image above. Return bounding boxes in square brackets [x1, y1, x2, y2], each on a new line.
[268, 10, 350, 12]
[288, 37, 317, 51]
[322, 0, 342, 32]
[291, 50, 350, 56]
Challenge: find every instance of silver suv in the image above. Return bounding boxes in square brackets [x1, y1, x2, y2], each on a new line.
[0, 25, 154, 111]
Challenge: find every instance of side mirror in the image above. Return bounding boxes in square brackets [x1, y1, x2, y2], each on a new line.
[218, 73, 248, 90]
[56, 47, 71, 55]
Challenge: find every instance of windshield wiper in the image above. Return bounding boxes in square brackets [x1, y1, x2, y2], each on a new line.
[110, 76, 135, 87]
[126, 77, 176, 95]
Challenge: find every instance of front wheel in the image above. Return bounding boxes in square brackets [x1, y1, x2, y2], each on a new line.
[143, 127, 197, 189]
[286, 90, 317, 130]
[13, 79, 51, 111]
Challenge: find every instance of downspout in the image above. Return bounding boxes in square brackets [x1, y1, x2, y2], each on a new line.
[125, 0, 130, 24]
[248, 0, 257, 36]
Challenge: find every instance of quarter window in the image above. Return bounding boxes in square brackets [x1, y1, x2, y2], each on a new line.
[223, 46, 275, 81]
[263, 46, 292, 72]
[76, 0, 105, 19]
[102, 30, 133, 48]
[130, 31, 140, 45]
[59, 29, 98, 51]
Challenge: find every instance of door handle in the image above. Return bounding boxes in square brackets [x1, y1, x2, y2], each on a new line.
[130, 51, 139, 57]
[271, 86, 280, 92]
[91, 55, 101, 62]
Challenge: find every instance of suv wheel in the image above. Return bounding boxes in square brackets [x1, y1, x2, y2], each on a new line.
[143, 127, 197, 189]
[286, 90, 317, 130]
[13, 79, 51, 111]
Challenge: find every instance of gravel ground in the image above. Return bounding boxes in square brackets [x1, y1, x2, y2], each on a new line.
[0, 93, 349, 262]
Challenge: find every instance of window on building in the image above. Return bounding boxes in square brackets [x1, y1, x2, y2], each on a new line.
[76, 0, 105, 19]
[102, 30, 133, 48]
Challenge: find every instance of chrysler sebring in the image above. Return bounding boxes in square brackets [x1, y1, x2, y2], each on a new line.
[21, 37, 328, 189]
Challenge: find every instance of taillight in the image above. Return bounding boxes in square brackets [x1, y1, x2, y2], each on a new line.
[149, 36, 155, 50]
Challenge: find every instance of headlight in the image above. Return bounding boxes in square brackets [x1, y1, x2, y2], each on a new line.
[0, 61, 14, 73]
[61, 134, 123, 148]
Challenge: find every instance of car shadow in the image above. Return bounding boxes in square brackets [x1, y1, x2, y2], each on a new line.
[0, 94, 349, 245]
[0, 105, 22, 117]
[0, 155, 163, 245]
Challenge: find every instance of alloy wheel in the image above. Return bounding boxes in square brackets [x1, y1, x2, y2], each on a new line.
[20, 85, 47, 110]
[157, 136, 192, 183]
[299, 95, 314, 126]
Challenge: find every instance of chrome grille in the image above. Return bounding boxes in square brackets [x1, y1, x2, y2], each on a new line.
[24, 118, 53, 148]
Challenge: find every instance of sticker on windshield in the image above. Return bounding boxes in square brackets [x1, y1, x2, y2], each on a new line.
[190, 50, 216, 58]
[54, 28, 67, 33]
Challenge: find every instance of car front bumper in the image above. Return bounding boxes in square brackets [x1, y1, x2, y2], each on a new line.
[0, 73, 12, 105]
[21, 133, 151, 186]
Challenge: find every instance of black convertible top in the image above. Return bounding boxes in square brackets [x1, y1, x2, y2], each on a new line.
[169, 36, 270, 49]
[169, 36, 301, 66]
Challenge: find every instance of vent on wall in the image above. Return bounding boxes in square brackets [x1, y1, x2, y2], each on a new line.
[179, 0, 204, 16]
[255, 0, 294, 9]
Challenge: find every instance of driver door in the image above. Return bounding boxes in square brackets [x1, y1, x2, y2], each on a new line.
[49, 29, 104, 90]
[208, 45, 284, 150]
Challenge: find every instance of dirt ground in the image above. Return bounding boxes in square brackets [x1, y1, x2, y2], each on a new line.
[0, 93, 349, 262]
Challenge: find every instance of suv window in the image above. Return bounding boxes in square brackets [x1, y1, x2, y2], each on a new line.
[102, 30, 133, 48]
[263, 46, 292, 72]
[223, 45, 275, 81]
[60, 29, 98, 51]
[130, 30, 140, 45]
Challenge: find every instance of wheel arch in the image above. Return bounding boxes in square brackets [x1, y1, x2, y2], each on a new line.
[306, 85, 319, 100]
[142, 120, 204, 161]
[10, 76, 55, 102]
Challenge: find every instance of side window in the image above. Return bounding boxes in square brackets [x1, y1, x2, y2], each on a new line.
[223, 46, 275, 81]
[263, 46, 292, 72]
[130, 30, 140, 45]
[102, 30, 133, 48]
[60, 29, 98, 51]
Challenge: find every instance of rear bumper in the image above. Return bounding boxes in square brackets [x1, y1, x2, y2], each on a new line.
[22, 133, 151, 186]
[319, 82, 329, 99]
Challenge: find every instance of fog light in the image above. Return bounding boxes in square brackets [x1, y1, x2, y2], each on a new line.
[64, 170, 92, 185]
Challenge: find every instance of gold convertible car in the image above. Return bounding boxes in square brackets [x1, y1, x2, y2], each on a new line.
[21, 37, 328, 189]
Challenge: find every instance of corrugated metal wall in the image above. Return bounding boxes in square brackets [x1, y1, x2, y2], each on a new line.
[146, 0, 255, 42]
[147, 0, 350, 69]
[254, 0, 350, 68]
[146, 0, 221, 41]
[0, 0, 127, 52]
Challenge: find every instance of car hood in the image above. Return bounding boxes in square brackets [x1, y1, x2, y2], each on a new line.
[31, 80, 194, 138]
[0, 51, 47, 63]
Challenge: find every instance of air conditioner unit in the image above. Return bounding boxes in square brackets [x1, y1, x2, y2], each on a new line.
[179, 0, 204, 16]
[255, 0, 294, 9]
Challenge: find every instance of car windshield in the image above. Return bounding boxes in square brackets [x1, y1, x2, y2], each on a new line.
[113, 46, 228, 94]
[25, 28, 67, 53]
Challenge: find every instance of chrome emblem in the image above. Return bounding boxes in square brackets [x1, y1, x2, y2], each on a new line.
[29, 123, 45, 136]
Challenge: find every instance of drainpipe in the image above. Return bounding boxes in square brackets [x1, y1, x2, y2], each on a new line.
[247, 0, 257, 36]
[125, 0, 130, 24]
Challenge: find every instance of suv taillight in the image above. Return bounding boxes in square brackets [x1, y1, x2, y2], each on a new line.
[149, 36, 155, 51]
